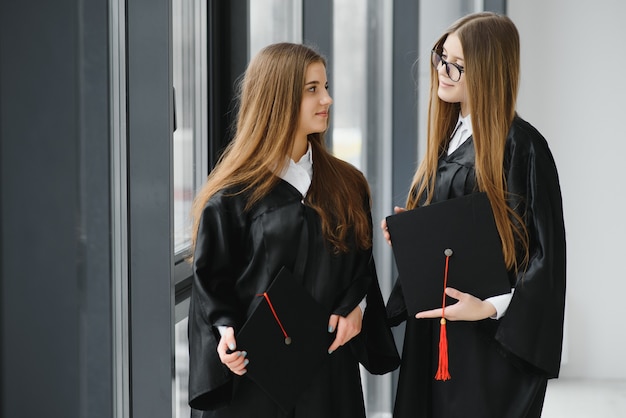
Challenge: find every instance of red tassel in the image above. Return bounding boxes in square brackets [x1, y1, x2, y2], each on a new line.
[435, 249, 453, 381]
[435, 318, 451, 380]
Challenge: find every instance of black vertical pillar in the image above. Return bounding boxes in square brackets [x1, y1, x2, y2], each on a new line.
[485, 0, 507, 14]
[303, 0, 334, 146]
[392, 0, 420, 206]
[303, 0, 333, 63]
[126, 0, 175, 416]
[207, 0, 249, 169]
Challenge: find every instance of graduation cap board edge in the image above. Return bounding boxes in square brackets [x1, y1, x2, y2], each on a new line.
[386, 192, 511, 317]
[234, 265, 333, 413]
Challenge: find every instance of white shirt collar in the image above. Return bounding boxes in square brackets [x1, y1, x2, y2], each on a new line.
[279, 142, 313, 197]
[447, 113, 473, 155]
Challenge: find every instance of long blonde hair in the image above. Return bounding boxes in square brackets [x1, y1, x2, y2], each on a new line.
[190, 43, 371, 256]
[407, 12, 528, 271]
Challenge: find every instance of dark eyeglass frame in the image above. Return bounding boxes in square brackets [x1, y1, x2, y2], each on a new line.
[431, 50, 465, 82]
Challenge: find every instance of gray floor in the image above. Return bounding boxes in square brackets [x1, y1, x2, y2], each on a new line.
[542, 378, 626, 417]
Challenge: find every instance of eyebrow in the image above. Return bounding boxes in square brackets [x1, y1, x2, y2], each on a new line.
[442, 48, 464, 63]
[304, 80, 321, 86]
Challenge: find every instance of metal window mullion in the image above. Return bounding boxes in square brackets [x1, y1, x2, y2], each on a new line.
[110, 0, 130, 417]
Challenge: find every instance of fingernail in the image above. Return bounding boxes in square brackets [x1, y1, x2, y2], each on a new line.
[328, 349, 333, 354]
[228, 342, 235, 351]
[328, 325, 334, 333]
[242, 351, 247, 358]
[244, 359, 249, 366]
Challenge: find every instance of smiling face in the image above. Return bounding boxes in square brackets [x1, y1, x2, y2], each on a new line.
[295, 62, 333, 145]
[436, 33, 469, 116]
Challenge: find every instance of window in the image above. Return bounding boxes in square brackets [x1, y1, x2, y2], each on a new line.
[249, 0, 302, 58]
[332, 0, 367, 170]
[175, 316, 190, 418]
[333, 2, 395, 416]
[172, 0, 208, 416]
[172, 0, 208, 256]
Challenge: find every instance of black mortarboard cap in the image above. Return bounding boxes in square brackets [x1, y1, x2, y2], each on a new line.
[235, 266, 332, 413]
[386, 192, 511, 317]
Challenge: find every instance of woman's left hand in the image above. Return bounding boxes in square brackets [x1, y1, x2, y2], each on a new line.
[415, 287, 496, 321]
[380, 206, 406, 246]
[327, 305, 363, 354]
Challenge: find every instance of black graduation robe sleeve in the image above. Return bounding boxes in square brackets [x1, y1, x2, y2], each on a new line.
[386, 276, 408, 327]
[350, 254, 401, 374]
[188, 192, 247, 411]
[326, 244, 372, 318]
[495, 117, 567, 378]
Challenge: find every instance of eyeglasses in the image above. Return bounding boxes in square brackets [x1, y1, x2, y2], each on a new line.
[431, 50, 464, 82]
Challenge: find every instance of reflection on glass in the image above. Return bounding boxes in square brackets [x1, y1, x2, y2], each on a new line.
[175, 317, 190, 418]
[249, 0, 302, 58]
[172, 0, 207, 255]
[332, 1, 366, 171]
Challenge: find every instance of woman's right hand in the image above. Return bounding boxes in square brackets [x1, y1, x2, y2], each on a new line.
[380, 206, 406, 246]
[217, 326, 248, 375]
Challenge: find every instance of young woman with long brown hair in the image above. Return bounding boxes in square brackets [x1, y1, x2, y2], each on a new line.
[382, 12, 566, 417]
[188, 42, 399, 418]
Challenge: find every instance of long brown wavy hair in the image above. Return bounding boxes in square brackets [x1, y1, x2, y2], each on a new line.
[190, 42, 371, 256]
[407, 12, 529, 271]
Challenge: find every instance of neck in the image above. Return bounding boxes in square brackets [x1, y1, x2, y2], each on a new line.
[460, 102, 470, 118]
[291, 136, 308, 162]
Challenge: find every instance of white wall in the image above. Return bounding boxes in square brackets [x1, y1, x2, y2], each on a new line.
[509, 0, 626, 379]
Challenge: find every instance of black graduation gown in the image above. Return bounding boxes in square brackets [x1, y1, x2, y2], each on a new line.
[387, 116, 566, 418]
[189, 179, 400, 418]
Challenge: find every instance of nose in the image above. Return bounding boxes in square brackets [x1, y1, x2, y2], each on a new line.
[321, 91, 333, 106]
[437, 61, 448, 77]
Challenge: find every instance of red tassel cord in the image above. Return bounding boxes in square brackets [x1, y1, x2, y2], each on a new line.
[435, 249, 452, 381]
[258, 292, 292, 345]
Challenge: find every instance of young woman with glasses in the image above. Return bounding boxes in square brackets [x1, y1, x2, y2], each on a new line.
[382, 12, 566, 418]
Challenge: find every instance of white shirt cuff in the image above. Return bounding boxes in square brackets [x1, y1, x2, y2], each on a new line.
[485, 289, 514, 320]
[359, 296, 367, 318]
[217, 325, 228, 337]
